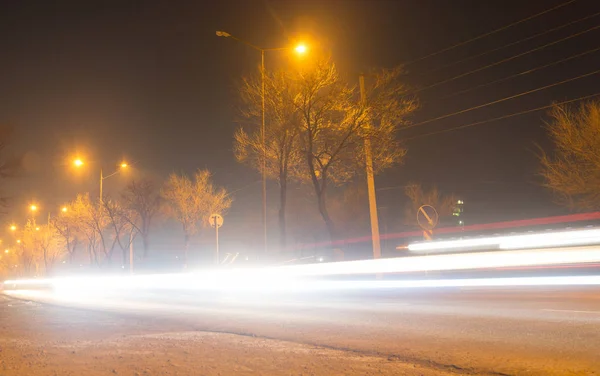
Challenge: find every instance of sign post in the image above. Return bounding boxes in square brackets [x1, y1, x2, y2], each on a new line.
[417, 205, 439, 241]
[209, 213, 224, 265]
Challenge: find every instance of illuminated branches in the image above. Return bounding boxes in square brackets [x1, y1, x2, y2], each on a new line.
[540, 100, 600, 210]
[161, 169, 232, 264]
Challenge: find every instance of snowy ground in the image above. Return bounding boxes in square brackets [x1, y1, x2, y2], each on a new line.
[0, 295, 456, 376]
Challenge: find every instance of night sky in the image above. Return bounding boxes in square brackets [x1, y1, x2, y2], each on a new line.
[1, 0, 599, 245]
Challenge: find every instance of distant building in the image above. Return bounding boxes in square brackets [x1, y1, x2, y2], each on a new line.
[453, 199, 464, 227]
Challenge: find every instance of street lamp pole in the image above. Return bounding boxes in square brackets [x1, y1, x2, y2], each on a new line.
[98, 163, 127, 200]
[217, 31, 307, 257]
[261, 49, 267, 256]
[359, 74, 382, 261]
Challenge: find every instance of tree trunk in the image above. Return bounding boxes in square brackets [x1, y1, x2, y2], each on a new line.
[142, 233, 150, 259]
[122, 246, 128, 268]
[66, 238, 72, 264]
[88, 244, 93, 266]
[43, 249, 49, 276]
[70, 239, 78, 264]
[278, 174, 288, 252]
[317, 188, 336, 243]
[183, 232, 190, 269]
[306, 150, 335, 245]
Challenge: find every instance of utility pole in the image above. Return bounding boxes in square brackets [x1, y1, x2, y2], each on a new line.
[359, 74, 382, 260]
[261, 49, 267, 257]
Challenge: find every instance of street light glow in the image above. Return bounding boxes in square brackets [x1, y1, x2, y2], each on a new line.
[16, 240, 21, 244]
[9, 225, 16, 231]
[73, 159, 84, 167]
[4, 249, 8, 254]
[295, 44, 307, 54]
[30, 204, 38, 212]
[61, 206, 68, 213]
[120, 162, 128, 168]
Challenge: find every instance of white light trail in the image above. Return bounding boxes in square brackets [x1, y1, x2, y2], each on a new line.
[273, 246, 600, 277]
[4, 245, 600, 296]
[5, 276, 600, 302]
[408, 228, 600, 253]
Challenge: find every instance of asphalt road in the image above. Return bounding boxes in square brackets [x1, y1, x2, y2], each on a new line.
[4, 286, 600, 375]
[0, 294, 454, 376]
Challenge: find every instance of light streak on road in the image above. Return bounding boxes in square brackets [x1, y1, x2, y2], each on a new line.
[4, 275, 600, 305]
[4, 245, 600, 297]
[273, 245, 600, 277]
[6, 227, 600, 296]
[408, 228, 600, 253]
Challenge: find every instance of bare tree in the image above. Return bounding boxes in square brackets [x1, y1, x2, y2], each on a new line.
[161, 169, 232, 265]
[121, 179, 161, 259]
[102, 197, 137, 268]
[15, 220, 43, 276]
[37, 224, 67, 276]
[67, 194, 109, 266]
[291, 58, 417, 240]
[53, 207, 81, 264]
[0, 246, 19, 279]
[235, 70, 303, 250]
[403, 183, 457, 227]
[540, 100, 600, 210]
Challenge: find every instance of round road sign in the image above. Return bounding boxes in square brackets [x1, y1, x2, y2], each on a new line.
[417, 205, 439, 231]
[209, 213, 224, 228]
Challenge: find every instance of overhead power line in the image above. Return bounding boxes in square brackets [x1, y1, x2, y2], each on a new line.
[404, 0, 576, 66]
[226, 180, 262, 197]
[439, 46, 600, 100]
[423, 11, 600, 75]
[405, 92, 600, 141]
[414, 23, 600, 93]
[405, 69, 600, 130]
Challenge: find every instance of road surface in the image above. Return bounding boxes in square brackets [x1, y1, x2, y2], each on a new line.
[3, 286, 600, 375]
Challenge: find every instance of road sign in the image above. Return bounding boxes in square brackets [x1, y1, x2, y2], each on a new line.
[209, 213, 223, 229]
[417, 205, 439, 231]
[209, 214, 224, 265]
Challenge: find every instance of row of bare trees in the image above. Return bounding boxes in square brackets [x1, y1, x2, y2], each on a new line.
[0, 220, 65, 277]
[234, 57, 418, 247]
[1, 169, 231, 278]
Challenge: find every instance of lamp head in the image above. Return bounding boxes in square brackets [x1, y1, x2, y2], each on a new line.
[295, 44, 307, 54]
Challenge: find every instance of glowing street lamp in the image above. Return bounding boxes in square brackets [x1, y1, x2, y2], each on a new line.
[217, 31, 309, 256]
[73, 158, 128, 198]
[295, 44, 308, 54]
[4, 249, 8, 254]
[30, 204, 38, 212]
[16, 239, 21, 244]
[61, 206, 68, 213]
[9, 225, 16, 232]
